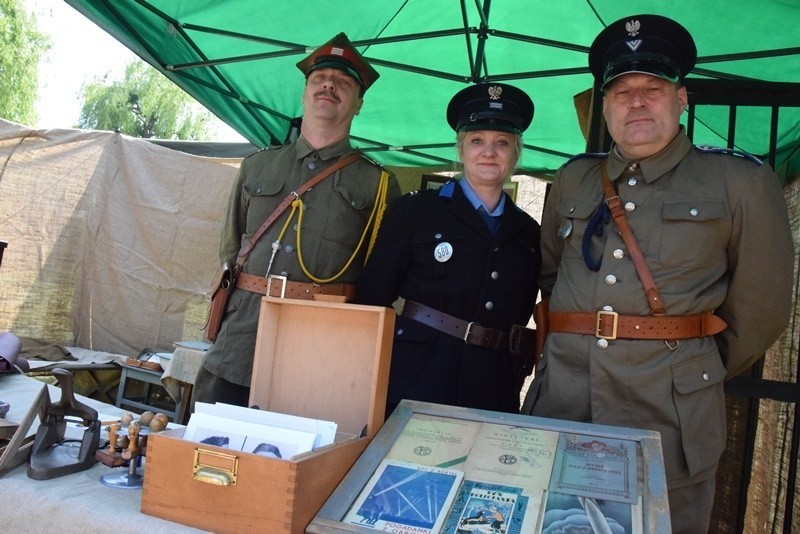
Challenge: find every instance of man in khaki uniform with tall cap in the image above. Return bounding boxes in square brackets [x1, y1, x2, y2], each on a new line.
[194, 33, 401, 408]
[522, 14, 794, 533]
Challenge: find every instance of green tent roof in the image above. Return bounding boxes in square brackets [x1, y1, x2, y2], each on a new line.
[65, 1, 800, 174]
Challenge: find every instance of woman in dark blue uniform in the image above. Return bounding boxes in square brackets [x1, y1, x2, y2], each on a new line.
[355, 83, 541, 417]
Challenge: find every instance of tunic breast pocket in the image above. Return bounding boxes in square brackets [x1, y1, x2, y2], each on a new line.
[657, 199, 728, 267]
[554, 199, 600, 259]
[335, 181, 375, 212]
[412, 227, 466, 280]
[242, 179, 285, 235]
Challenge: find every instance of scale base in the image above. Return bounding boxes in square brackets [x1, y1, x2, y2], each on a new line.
[100, 470, 143, 489]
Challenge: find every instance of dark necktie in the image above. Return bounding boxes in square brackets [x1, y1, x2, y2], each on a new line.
[477, 206, 501, 235]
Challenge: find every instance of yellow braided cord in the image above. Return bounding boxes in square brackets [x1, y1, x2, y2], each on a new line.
[365, 171, 390, 262]
[276, 199, 301, 243]
[296, 171, 388, 283]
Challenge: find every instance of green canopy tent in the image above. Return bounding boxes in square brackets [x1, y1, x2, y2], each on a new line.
[65, 0, 800, 178]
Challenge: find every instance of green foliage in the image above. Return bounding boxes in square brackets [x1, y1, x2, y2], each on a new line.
[77, 61, 212, 140]
[0, 0, 49, 125]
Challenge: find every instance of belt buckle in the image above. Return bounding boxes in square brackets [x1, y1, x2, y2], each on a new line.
[596, 310, 618, 340]
[463, 322, 476, 344]
[266, 275, 287, 298]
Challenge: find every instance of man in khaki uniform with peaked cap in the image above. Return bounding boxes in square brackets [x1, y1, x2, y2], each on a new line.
[194, 32, 401, 408]
[522, 14, 794, 533]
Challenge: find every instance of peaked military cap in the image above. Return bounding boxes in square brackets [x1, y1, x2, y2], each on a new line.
[296, 32, 380, 94]
[589, 14, 697, 89]
[446, 83, 534, 134]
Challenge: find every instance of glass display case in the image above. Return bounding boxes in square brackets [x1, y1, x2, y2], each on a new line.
[308, 399, 670, 533]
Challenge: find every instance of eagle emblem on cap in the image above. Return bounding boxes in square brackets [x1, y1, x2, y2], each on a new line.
[625, 19, 641, 37]
[488, 85, 503, 100]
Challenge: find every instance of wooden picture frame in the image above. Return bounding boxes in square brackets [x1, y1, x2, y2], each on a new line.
[420, 174, 450, 191]
[503, 181, 518, 202]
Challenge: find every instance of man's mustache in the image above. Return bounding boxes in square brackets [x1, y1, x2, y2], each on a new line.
[314, 89, 340, 103]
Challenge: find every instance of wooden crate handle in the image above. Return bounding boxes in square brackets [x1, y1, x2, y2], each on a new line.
[193, 448, 238, 486]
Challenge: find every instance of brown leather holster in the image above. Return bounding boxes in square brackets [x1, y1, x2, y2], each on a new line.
[205, 263, 239, 342]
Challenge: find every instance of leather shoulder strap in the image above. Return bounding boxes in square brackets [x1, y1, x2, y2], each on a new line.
[236, 151, 362, 263]
[601, 164, 666, 315]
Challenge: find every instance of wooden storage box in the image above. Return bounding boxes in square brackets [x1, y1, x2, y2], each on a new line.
[141, 297, 395, 533]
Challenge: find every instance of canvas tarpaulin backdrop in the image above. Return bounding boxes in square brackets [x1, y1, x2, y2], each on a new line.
[64, 0, 800, 180]
[0, 119, 240, 355]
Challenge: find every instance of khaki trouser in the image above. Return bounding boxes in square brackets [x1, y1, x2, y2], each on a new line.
[191, 365, 250, 412]
[668, 477, 716, 534]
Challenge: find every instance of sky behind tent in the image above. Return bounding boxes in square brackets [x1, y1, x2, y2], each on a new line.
[23, 0, 246, 141]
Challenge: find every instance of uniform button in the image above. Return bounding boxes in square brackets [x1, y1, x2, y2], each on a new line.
[605, 274, 617, 285]
[690, 208, 699, 217]
[255, 187, 262, 194]
[494, 247, 501, 252]
[491, 271, 499, 280]
[597, 338, 609, 349]
[434, 233, 442, 239]
[702, 371, 710, 381]
[628, 163, 639, 172]
[627, 177, 638, 186]
[397, 328, 404, 336]
[602, 305, 614, 312]
[569, 206, 575, 213]
[279, 271, 288, 277]
[351, 201, 357, 207]
[485, 301, 494, 310]
[613, 249, 624, 260]
[292, 224, 298, 231]
[284, 245, 294, 253]
[308, 161, 317, 170]
[624, 202, 636, 212]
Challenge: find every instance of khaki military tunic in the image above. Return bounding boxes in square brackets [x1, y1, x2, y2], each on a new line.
[203, 135, 401, 386]
[522, 130, 793, 488]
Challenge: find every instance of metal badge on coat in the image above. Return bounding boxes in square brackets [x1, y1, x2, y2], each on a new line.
[557, 220, 573, 239]
[434, 242, 453, 263]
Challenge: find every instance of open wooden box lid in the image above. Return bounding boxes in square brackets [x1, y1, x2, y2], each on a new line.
[249, 297, 395, 441]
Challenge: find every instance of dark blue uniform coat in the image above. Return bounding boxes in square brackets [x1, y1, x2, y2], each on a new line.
[355, 179, 541, 414]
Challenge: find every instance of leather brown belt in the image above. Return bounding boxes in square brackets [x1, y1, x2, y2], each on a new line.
[402, 299, 508, 350]
[236, 272, 355, 302]
[549, 310, 727, 340]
